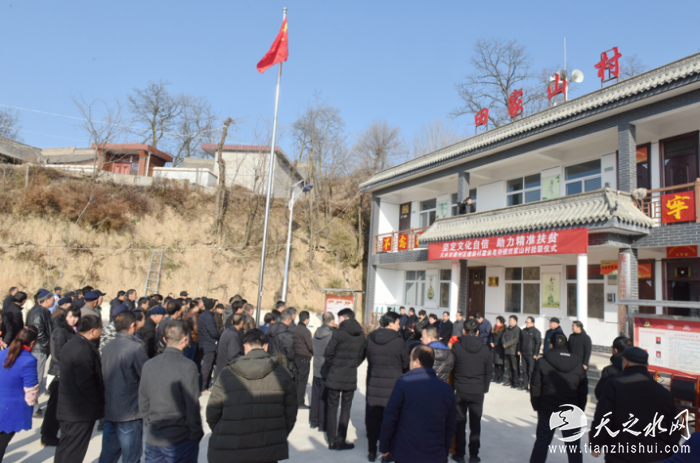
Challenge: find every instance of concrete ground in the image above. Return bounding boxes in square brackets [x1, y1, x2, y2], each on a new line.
[4, 355, 611, 463]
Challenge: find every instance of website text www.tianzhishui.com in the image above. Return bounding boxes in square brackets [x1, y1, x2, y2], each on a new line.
[549, 442, 690, 456]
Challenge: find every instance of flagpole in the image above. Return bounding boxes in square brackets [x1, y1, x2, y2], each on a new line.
[256, 7, 287, 325]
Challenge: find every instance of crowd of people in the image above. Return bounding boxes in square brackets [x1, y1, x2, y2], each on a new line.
[0, 286, 697, 463]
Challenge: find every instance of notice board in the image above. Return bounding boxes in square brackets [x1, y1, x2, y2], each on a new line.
[634, 316, 700, 377]
[325, 294, 354, 319]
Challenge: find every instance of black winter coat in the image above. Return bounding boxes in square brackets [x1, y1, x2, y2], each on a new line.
[57, 334, 105, 421]
[365, 328, 409, 407]
[590, 366, 680, 463]
[48, 322, 76, 376]
[2, 294, 14, 311]
[214, 326, 243, 382]
[325, 318, 367, 391]
[530, 348, 587, 413]
[502, 325, 520, 355]
[102, 332, 148, 422]
[292, 323, 313, 358]
[26, 304, 52, 354]
[139, 316, 158, 358]
[489, 324, 506, 365]
[1, 302, 24, 344]
[198, 309, 221, 352]
[543, 326, 563, 354]
[452, 335, 493, 395]
[519, 327, 542, 355]
[594, 352, 624, 400]
[567, 330, 592, 367]
[268, 322, 295, 369]
[429, 342, 455, 383]
[439, 320, 453, 342]
[312, 324, 334, 378]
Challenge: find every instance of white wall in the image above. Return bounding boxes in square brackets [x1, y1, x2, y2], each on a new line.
[378, 203, 400, 234]
[154, 167, 216, 187]
[221, 151, 298, 198]
[484, 266, 505, 319]
[477, 180, 505, 212]
[601, 152, 617, 189]
[374, 268, 403, 310]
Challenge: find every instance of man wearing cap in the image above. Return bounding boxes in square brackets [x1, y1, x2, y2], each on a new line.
[543, 317, 563, 354]
[26, 288, 55, 417]
[589, 347, 680, 462]
[81, 290, 105, 318]
[180, 291, 189, 301]
[140, 306, 166, 358]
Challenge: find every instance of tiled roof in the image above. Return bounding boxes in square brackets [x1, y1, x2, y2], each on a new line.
[361, 52, 700, 191]
[44, 153, 95, 164]
[178, 158, 215, 169]
[0, 137, 42, 163]
[200, 144, 282, 153]
[418, 188, 655, 244]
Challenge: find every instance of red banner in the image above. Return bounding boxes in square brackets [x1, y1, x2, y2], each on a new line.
[427, 228, 588, 261]
[661, 190, 696, 223]
[381, 236, 392, 253]
[667, 245, 698, 258]
[397, 233, 409, 251]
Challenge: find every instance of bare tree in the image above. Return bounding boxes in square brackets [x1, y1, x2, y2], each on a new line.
[0, 108, 22, 141]
[411, 116, 463, 158]
[621, 53, 648, 79]
[169, 95, 218, 166]
[453, 38, 551, 128]
[127, 79, 182, 149]
[72, 96, 125, 180]
[213, 118, 234, 243]
[353, 119, 405, 174]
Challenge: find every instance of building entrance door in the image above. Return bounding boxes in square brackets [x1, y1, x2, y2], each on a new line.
[113, 163, 131, 175]
[665, 259, 700, 317]
[399, 202, 411, 230]
[467, 267, 485, 318]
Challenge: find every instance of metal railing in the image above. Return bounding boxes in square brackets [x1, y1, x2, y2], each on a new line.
[638, 179, 700, 225]
[374, 226, 429, 254]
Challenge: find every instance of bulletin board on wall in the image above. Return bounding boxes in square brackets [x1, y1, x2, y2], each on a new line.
[631, 314, 700, 378]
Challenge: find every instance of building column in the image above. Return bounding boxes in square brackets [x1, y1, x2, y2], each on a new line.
[457, 171, 470, 203]
[618, 122, 637, 192]
[449, 260, 461, 320]
[363, 195, 382, 323]
[576, 253, 588, 328]
[138, 149, 148, 176]
[654, 259, 663, 315]
[458, 260, 468, 317]
[618, 248, 639, 337]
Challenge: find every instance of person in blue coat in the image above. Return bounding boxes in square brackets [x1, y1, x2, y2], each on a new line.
[0, 326, 39, 460]
[379, 345, 456, 463]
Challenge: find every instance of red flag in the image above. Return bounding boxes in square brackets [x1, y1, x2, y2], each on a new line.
[257, 18, 288, 73]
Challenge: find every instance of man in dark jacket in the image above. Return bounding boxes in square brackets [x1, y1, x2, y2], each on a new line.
[325, 308, 367, 450]
[543, 317, 563, 354]
[206, 328, 297, 463]
[567, 321, 592, 370]
[198, 298, 221, 391]
[451, 319, 493, 463]
[440, 311, 453, 344]
[379, 345, 456, 463]
[452, 311, 465, 338]
[529, 332, 587, 463]
[421, 325, 454, 383]
[310, 312, 335, 431]
[268, 309, 296, 374]
[54, 315, 104, 463]
[365, 311, 410, 462]
[292, 310, 314, 408]
[398, 306, 408, 337]
[502, 315, 521, 388]
[100, 311, 149, 463]
[139, 320, 203, 462]
[2, 286, 17, 311]
[404, 308, 417, 340]
[1, 290, 25, 345]
[475, 313, 492, 346]
[213, 313, 244, 383]
[594, 336, 632, 399]
[519, 316, 542, 392]
[139, 306, 165, 358]
[589, 347, 680, 462]
[26, 288, 54, 418]
[109, 291, 126, 320]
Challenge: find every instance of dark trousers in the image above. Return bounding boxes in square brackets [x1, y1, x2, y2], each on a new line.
[294, 355, 311, 406]
[0, 431, 15, 461]
[493, 364, 504, 382]
[455, 393, 484, 458]
[54, 420, 96, 463]
[505, 354, 520, 386]
[521, 353, 536, 388]
[365, 405, 385, 454]
[310, 376, 328, 430]
[530, 410, 582, 463]
[201, 350, 216, 391]
[41, 377, 60, 440]
[326, 388, 354, 444]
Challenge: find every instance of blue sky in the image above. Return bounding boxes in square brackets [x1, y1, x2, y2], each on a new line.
[1, 0, 699, 153]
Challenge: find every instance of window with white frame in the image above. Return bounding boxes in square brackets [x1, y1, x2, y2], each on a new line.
[565, 160, 602, 196]
[507, 174, 541, 206]
[439, 269, 451, 308]
[566, 265, 605, 319]
[419, 199, 436, 228]
[405, 270, 426, 306]
[505, 267, 540, 314]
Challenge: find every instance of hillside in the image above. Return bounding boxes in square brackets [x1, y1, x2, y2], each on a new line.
[0, 166, 367, 315]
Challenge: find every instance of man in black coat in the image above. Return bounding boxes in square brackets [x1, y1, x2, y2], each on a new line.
[518, 316, 542, 391]
[543, 317, 563, 354]
[1, 290, 25, 346]
[54, 315, 105, 463]
[365, 311, 409, 462]
[398, 307, 408, 338]
[109, 291, 126, 320]
[440, 311, 453, 344]
[594, 336, 631, 399]
[198, 298, 221, 391]
[325, 308, 367, 451]
[26, 288, 55, 417]
[451, 319, 493, 463]
[404, 308, 417, 341]
[213, 314, 244, 383]
[589, 347, 680, 462]
[567, 321, 592, 370]
[502, 315, 521, 388]
[292, 310, 314, 408]
[139, 306, 166, 358]
[268, 309, 296, 375]
[452, 311, 465, 338]
[475, 313, 492, 346]
[529, 332, 587, 463]
[311, 312, 335, 431]
[2, 286, 17, 313]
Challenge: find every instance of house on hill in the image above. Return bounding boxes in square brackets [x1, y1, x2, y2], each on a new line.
[0, 137, 43, 164]
[43, 143, 173, 177]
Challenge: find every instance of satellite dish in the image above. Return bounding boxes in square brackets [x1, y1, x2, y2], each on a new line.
[571, 69, 585, 83]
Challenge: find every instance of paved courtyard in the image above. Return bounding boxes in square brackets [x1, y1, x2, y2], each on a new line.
[4, 356, 608, 463]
